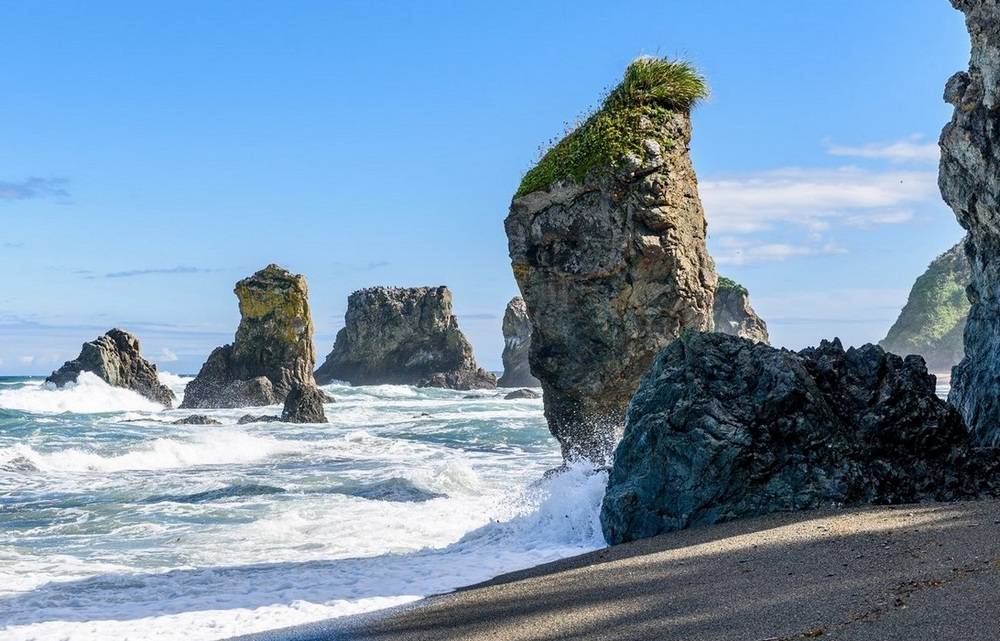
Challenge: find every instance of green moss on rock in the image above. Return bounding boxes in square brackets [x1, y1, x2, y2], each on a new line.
[516, 57, 708, 198]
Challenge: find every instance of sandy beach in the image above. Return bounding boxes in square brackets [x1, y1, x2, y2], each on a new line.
[241, 499, 1000, 641]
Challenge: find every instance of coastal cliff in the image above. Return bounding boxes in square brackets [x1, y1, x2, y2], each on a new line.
[182, 264, 318, 408]
[314, 286, 496, 390]
[940, 0, 1000, 445]
[712, 277, 769, 344]
[880, 241, 969, 373]
[505, 57, 717, 462]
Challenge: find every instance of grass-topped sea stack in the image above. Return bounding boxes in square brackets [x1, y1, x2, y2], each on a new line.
[505, 57, 717, 462]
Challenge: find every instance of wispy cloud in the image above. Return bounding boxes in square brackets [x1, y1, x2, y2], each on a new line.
[2, 242, 24, 249]
[713, 237, 847, 266]
[92, 266, 221, 279]
[0, 177, 70, 201]
[701, 167, 936, 234]
[328, 260, 390, 274]
[158, 347, 179, 362]
[825, 135, 939, 164]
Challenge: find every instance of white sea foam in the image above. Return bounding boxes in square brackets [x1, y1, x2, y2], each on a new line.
[0, 372, 165, 414]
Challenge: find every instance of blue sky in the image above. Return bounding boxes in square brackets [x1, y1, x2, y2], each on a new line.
[0, 0, 970, 375]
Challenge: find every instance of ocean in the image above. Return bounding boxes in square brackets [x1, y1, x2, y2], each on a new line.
[0, 374, 607, 640]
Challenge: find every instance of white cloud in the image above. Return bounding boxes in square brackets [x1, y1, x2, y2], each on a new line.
[159, 347, 179, 362]
[844, 209, 914, 228]
[825, 135, 939, 164]
[713, 237, 847, 266]
[18, 355, 35, 365]
[701, 166, 936, 234]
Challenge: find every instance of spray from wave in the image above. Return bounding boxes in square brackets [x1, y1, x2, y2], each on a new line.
[0, 372, 165, 414]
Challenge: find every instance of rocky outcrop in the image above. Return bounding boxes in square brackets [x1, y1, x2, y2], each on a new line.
[281, 382, 328, 423]
[504, 388, 541, 400]
[182, 264, 318, 409]
[880, 242, 969, 373]
[314, 286, 496, 390]
[172, 415, 221, 425]
[497, 297, 539, 388]
[601, 332, 1000, 544]
[940, 2, 1000, 445]
[505, 58, 716, 462]
[47, 329, 175, 407]
[712, 277, 769, 343]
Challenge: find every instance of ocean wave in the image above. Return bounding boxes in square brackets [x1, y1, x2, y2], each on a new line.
[0, 372, 165, 414]
[0, 429, 301, 474]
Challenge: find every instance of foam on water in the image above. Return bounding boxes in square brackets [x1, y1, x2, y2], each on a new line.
[0, 378, 600, 641]
[0, 372, 166, 414]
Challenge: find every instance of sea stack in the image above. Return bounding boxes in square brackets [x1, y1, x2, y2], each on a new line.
[712, 276, 769, 344]
[880, 241, 969, 373]
[601, 332, 1000, 544]
[181, 264, 318, 408]
[940, 0, 1000, 445]
[314, 286, 496, 390]
[47, 328, 175, 407]
[497, 297, 539, 388]
[505, 57, 717, 461]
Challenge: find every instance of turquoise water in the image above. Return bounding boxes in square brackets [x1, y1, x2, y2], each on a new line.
[0, 374, 607, 640]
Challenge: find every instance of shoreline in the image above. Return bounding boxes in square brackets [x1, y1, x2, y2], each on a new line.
[235, 499, 1000, 641]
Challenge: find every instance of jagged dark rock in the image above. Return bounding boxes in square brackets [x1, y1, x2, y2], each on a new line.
[601, 332, 1000, 544]
[172, 415, 222, 425]
[182, 264, 317, 409]
[940, 2, 1000, 445]
[315, 286, 496, 390]
[712, 277, 769, 344]
[281, 382, 328, 423]
[497, 297, 539, 388]
[504, 388, 541, 400]
[237, 414, 281, 425]
[880, 242, 969, 374]
[47, 329, 175, 407]
[505, 58, 716, 462]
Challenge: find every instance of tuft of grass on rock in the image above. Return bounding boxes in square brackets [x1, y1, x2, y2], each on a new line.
[516, 57, 708, 198]
[716, 276, 748, 297]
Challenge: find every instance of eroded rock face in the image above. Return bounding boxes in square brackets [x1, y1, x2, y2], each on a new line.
[941, 1, 1000, 445]
[47, 329, 175, 407]
[712, 277, 769, 344]
[315, 286, 496, 390]
[182, 264, 317, 408]
[281, 382, 328, 423]
[497, 297, 539, 388]
[601, 332, 1000, 544]
[506, 94, 715, 462]
[880, 242, 969, 373]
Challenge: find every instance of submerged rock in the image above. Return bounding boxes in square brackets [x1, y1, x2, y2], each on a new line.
[47, 329, 175, 407]
[281, 382, 328, 423]
[712, 277, 769, 344]
[182, 264, 318, 409]
[601, 332, 1000, 544]
[505, 58, 716, 462]
[172, 415, 222, 426]
[940, 3, 1000, 445]
[237, 414, 281, 425]
[314, 286, 496, 390]
[504, 388, 541, 400]
[497, 297, 539, 388]
[880, 242, 969, 374]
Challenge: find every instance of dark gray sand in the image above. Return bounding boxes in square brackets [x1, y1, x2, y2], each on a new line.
[236, 499, 1000, 641]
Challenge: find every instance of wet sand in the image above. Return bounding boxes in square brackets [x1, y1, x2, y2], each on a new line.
[239, 499, 1000, 641]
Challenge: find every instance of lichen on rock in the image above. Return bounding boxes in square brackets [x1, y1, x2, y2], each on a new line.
[880, 241, 969, 373]
[506, 56, 716, 462]
[181, 264, 318, 409]
[314, 286, 496, 390]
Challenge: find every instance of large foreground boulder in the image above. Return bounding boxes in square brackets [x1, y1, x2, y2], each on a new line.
[182, 264, 318, 408]
[880, 241, 969, 374]
[47, 329, 175, 407]
[314, 286, 496, 390]
[601, 331, 1000, 544]
[506, 57, 717, 462]
[712, 277, 769, 343]
[497, 297, 539, 388]
[940, 2, 1000, 445]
